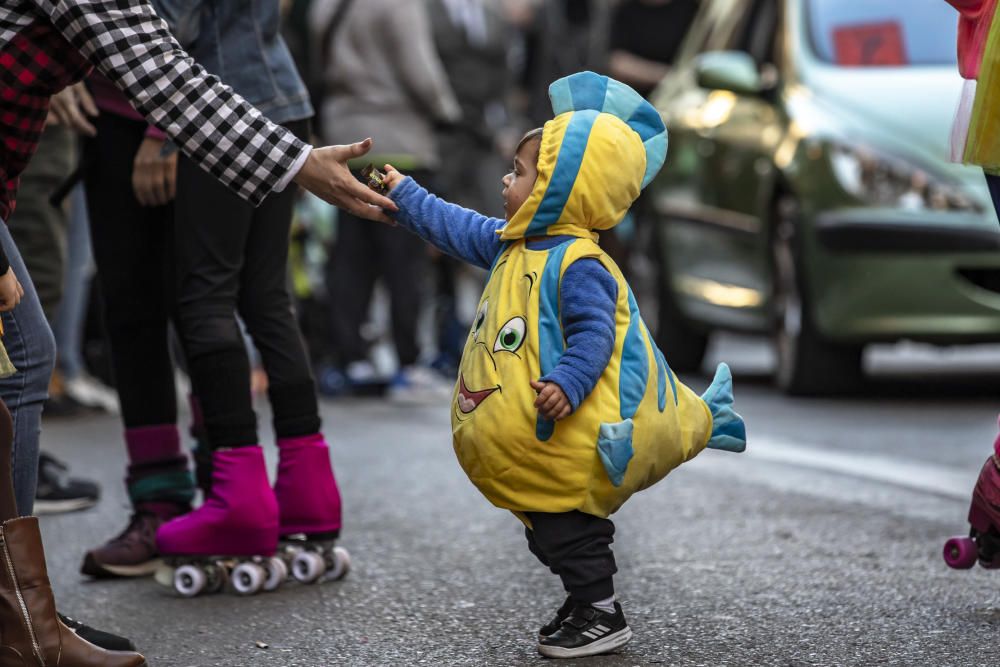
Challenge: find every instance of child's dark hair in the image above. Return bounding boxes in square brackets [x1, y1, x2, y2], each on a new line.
[516, 127, 544, 159]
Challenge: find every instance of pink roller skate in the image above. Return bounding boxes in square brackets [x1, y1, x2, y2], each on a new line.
[154, 446, 286, 596]
[273, 434, 350, 585]
[944, 419, 1000, 570]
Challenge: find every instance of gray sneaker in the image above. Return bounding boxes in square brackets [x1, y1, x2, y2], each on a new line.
[34, 453, 100, 514]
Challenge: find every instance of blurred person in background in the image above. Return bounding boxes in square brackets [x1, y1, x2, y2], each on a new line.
[429, 0, 513, 216]
[607, 0, 701, 99]
[53, 184, 119, 417]
[603, 0, 700, 275]
[521, 0, 613, 127]
[6, 107, 103, 516]
[312, 0, 462, 402]
[427, 0, 515, 375]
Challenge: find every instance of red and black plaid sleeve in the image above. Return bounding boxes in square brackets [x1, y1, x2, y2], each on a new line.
[1, 1, 310, 211]
[0, 18, 91, 272]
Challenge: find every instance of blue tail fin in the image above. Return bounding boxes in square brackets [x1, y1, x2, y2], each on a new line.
[701, 363, 746, 453]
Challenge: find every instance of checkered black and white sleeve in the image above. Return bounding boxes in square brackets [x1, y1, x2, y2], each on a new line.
[36, 0, 312, 205]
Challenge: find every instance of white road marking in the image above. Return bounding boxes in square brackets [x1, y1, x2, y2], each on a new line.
[736, 436, 978, 501]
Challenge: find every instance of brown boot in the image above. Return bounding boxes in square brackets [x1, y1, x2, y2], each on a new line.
[0, 517, 146, 666]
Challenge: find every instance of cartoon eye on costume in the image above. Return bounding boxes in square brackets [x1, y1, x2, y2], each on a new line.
[473, 301, 488, 340]
[494, 317, 526, 354]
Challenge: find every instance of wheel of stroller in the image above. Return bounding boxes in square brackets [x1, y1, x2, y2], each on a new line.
[264, 557, 288, 591]
[231, 562, 266, 595]
[325, 546, 351, 581]
[943, 536, 978, 569]
[292, 550, 326, 584]
[174, 564, 207, 597]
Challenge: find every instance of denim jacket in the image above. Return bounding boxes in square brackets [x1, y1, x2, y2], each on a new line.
[155, 0, 313, 124]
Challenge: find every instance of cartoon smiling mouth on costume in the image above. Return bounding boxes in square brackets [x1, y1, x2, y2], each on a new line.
[457, 374, 499, 414]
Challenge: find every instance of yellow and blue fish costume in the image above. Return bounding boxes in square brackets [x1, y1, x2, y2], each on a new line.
[448, 72, 746, 519]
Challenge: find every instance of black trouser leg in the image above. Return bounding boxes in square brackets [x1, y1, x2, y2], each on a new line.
[236, 153, 320, 439]
[986, 172, 1000, 219]
[379, 168, 432, 368]
[524, 511, 618, 603]
[377, 219, 427, 368]
[326, 213, 378, 366]
[326, 168, 431, 369]
[173, 120, 317, 450]
[84, 114, 177, 429]
[173, 150, 256, 449]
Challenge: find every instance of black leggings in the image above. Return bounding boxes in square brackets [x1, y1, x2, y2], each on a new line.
[987, 173, 1000, 218]
[325, 170, 431, 368]
[525, 511, 618, 603]
[173, 119, 319, 450]
[84, 114, 177, 429]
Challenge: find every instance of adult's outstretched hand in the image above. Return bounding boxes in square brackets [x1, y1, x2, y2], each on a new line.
[293, 138, 397, 224]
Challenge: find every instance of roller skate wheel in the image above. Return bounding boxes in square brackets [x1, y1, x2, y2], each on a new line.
[204, 564, 226, 594]
[292, 550, 326, 584]
[231, 562, 266, 595]
[264, 557, 288, 592]
[944, 536, 978, 569]
[325, 546, 351, 581]
[174, 564, 208, 597]
[154, 564, 175, 589]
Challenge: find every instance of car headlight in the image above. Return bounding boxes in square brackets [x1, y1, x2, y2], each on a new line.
[829, 144, 982, 213]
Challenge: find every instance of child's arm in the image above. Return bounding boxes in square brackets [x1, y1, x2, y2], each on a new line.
[386, 172, 506, 270]
[535, 259, 619, 417]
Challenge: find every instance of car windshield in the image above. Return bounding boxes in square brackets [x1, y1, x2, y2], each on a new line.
[807, 0, 958, 67]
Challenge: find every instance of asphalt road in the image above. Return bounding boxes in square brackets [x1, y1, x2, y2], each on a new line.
[37, 335, 1000, 666]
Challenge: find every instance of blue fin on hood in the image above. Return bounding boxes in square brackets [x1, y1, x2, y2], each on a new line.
[548, 71, 668, 189]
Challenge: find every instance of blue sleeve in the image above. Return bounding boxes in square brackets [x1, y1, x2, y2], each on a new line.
[540, 258, 618, 412]
[389, 177, 506, 270]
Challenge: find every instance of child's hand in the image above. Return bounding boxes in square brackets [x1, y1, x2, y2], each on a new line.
[382, 164, 406, 192]
[530, 380, 571, 421]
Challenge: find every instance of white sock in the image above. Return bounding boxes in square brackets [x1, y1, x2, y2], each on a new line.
[591, 595, 616, 614]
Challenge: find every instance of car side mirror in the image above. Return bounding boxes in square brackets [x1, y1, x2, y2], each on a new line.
[695, 51, 765, 95]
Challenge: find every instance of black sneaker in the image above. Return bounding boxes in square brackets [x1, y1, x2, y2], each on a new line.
[537, 602, 632, 659]
[539, 596, 576, 640]
[59, 613, 137, 651]
[34, 453, 100, 514]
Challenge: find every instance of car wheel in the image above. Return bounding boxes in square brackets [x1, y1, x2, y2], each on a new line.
[654, 235, 709, 373]
[771, 197, 864, 395]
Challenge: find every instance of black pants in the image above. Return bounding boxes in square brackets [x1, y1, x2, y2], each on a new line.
[987, 173, 1000, 219]
[84, 114, 177, 429]
[524, 511, 617, 603]
[325, 170, 430, 368]
[173, 119, 319, 450]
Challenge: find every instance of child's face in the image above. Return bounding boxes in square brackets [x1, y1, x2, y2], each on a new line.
[501, 137, 540, 221]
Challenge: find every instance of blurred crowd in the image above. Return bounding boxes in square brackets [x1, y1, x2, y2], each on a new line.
[12, 0, 702, 512]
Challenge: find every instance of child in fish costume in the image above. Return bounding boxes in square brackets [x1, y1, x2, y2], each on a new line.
[381, 72, 746, 659]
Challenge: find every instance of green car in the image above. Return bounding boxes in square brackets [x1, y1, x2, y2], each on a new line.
[649, 0, 1000, 394]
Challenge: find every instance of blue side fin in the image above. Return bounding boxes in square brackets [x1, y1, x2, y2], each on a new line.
[701, 363, 746, 453]
[597, 419, 635, 487]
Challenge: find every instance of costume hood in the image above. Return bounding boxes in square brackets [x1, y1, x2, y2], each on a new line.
[499, 71, 668, 241]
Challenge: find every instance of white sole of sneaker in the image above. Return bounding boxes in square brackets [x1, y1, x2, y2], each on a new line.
[33, 497, 98, 515]
[537, 626, 633, 659]
[99, 558, 164, 578]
